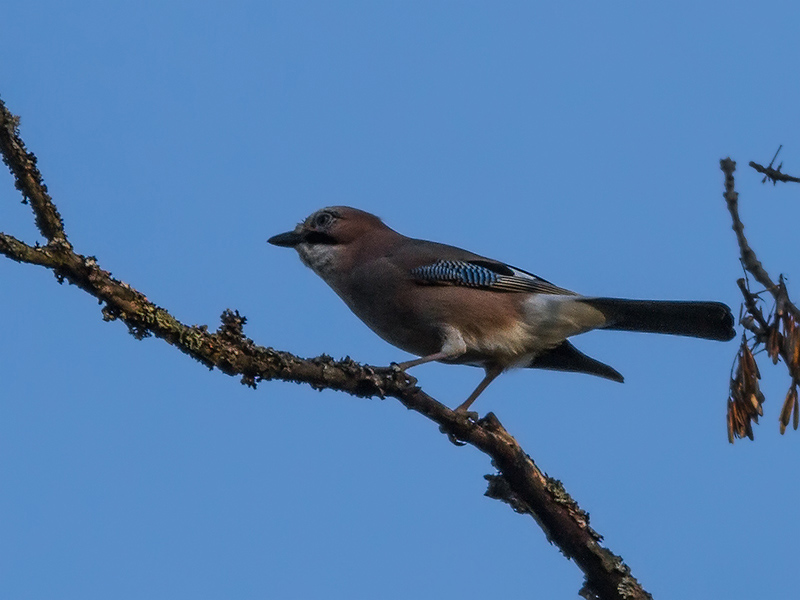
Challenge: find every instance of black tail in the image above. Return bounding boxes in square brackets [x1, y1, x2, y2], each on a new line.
[581, 298, 735, 341]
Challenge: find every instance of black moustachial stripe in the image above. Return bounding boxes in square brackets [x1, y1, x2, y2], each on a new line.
[303, 231, 338, 245]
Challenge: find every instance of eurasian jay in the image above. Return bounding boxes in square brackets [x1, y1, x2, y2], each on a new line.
[269, 206, 735, 411]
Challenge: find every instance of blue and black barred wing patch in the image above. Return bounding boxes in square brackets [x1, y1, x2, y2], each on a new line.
[409, 260, 574, 295]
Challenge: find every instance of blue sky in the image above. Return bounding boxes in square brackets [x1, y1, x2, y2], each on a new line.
[2, 2, 800, 598]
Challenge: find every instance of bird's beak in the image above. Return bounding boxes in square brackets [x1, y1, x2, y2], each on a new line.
[268, 231, 304, 247]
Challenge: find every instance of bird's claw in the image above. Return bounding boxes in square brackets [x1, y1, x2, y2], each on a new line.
[453, 408, 480, 422]
[440, 425, 468, 446]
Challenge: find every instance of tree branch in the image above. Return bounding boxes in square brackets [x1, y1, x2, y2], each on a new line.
[0, 106, 68, 245]
[749, 161, 800, 184]
[0, 96, 651, 600]
[721, 158, 800, 440]
[748, 145, 800, 185]
[722, 159, 777, 293]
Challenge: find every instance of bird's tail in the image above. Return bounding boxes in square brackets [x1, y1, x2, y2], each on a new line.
[579, 298, 736, 341]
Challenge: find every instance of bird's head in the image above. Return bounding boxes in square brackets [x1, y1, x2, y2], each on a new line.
[268, 206, 392, 278]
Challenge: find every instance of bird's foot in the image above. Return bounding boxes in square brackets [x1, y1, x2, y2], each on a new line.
[453, 407, 480, 422]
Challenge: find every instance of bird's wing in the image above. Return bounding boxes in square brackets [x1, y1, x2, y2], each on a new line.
[409, 259, 575, 295]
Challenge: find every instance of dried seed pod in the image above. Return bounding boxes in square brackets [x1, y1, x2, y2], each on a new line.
[750, 393, 763, 418]
[782, 311, 795, 340]
[794, 392, 800, 431]
[728, 377, 739, 401]
[779, 386, 796, 435]
[729, 400, 740, 431]
[743, 392, 756, 418]
[742, 344, 761, 381]
[792, 327, 800, 372]
[732, 401, 749, 439]
[727, 401, 735, 444]
[767, 326, 782, 365]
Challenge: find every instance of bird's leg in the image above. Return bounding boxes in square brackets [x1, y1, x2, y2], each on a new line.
[455, 365, 503, 413]
[395, 330, 469, 371]
[395, 351, 457, 371]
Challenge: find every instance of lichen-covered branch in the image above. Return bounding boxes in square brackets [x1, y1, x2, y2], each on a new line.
[0, 96, 651, 600]
[0, 106, 67, 245]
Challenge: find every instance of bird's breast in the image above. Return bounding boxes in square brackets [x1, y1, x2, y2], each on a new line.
[340, 275, 560, 366]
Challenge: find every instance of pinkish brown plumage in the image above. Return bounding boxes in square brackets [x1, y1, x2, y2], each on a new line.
[269, 207, 735, 411]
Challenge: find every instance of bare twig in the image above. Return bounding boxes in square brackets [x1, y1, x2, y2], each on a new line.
[721, 158, 800, 321]
[749, 162, 800, 184]
[722, 158, 800, 441]
[0, 97, 650, 599]
[722, 158, 777, 291]
[749, 146, 800, 184]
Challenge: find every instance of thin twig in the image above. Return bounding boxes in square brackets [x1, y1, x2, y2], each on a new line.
[720, 158, 800, 320]
[749, 146, 800, 185]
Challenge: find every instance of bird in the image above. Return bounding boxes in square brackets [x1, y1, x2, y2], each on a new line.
[268, 206, 735, 412]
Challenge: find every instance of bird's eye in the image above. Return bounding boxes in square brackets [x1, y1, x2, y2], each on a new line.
[313, 212, 333, 228]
